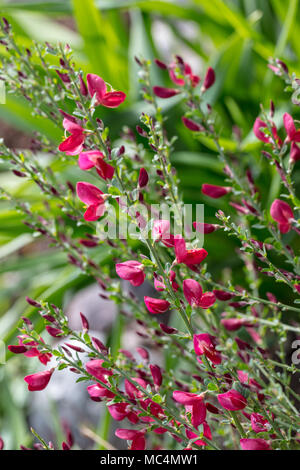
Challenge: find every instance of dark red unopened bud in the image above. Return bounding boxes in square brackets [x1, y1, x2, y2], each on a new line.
[138, 168, 149, 188]
[154, 59, 167, 69]
[136, 126, 147, 137]
[80, 312, 89, 331]
[270, 100, 275, 118]
[202, 184, 231, 199]
[42, 314, 56, 323]
[56, 70, 71, 84]
[276, 59, 288, 74]
[150, 364, 162, 387]
[119, 349, 135, 360]
[117, 145, 125, 156]
[12, 170, 26, 178]
[2, 17, 10, 33]
[8, 345, 27, 354]
[0, 437, 4, 450]
[290, 142, 300, 163]
[46, 325, 63, 338]
[65, 343, 85, 353]
[159, 323, 178, 334]
[79, 74, 88, 96]
[21, 316, 33, 327]
[136, 347, 149, 361]
[213, 289, 234, 301]
[181, 116, 204, 132]
[59, 109, 78, 124]
[92, 337, 108, 354]
[193, 222, 219, 234]
[153, 86, 180, 99]
[78, 238, 98, 248]
[202, 67, 215, 91]
[62, 442, 70, 450]
[26, 297, 41, 308]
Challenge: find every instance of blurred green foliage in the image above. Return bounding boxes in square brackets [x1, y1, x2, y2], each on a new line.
[0, 0, 300, 449]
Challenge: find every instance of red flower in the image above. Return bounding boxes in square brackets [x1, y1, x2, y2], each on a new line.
[85, 359, 113, 382]
[76, 181, 106, 221]
[193, 333, 222, 365]
[283, 113, 300, 143]
[202, 183, 231, 199]
[115, 429, 146, 450]
[253, 118, 282, 146]
[87, 384, 114, 401]
[173, 390, 204, 405]
[144, 296, 170, 314]
[116, 260, 145, 287]
[153, 86, 180, 98]
[290, 142, 300, 163]
[217, 389, 247, 411]
[125, 378, 147, 399]
[270, 199, 294, 233]
[78, 150, 114, 181]
[183, 279, 216, 309]
[86, 73, 126, 108]
[169, 61, 199, 88]
[185, 422, 211, 446]
[58, 118, 85, 156]
[174, 236, 208, 268]
[108, 403, 139, 424]
[17, 334, 52, 365]
[240, 438, 271, 450]
[152, 219, 174, 247]
[251, 413, 270, 433]
[174, 391, 207, 429]
[24, 368, 54, 391]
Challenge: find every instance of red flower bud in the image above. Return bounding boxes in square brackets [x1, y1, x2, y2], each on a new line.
[159, 323, 178, 334]
[138, 168, 149, 188]
[136, 347, 149, 361]
[79, 74, 88, 96]
[194, 333, 221, 365]
[153, 86, 180, 98]
[46, 325, 63, 338]
[213, 289, 234, 301]
[154, 59, 167, 69]
[202, 184, 231, 199]
[116, 260, 145, 287]
[150, 364, 162, 387]
[182, 117, 203, 132]
[8, 345, 27, 354]
[202, 67, 215, 91]
[80, 312, 89, 331]
[193, 222, 219, 234]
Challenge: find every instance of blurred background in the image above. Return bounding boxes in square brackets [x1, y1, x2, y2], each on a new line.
[0, 0, 300, 449]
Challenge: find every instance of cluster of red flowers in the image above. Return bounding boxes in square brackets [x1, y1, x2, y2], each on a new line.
[6, 53, 299, 452]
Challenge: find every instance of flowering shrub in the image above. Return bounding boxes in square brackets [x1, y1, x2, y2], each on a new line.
[0, 19, 300, 451]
